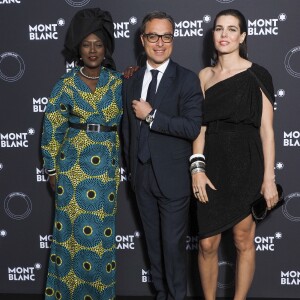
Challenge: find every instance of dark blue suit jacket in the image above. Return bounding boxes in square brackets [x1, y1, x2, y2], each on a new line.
[122, 60, 203, 199]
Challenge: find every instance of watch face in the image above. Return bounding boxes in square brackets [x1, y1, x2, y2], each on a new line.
[146, 114, 153, 123]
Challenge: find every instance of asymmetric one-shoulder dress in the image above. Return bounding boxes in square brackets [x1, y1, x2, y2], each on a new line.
[197, 63, 274, 238]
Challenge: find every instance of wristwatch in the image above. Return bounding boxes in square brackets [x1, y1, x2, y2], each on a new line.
[145, 111, 155, 124]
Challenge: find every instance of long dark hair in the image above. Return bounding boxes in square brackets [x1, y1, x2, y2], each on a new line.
[213, 9, 248, 61]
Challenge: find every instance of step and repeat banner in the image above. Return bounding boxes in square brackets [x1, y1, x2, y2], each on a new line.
[0, 0, 299, 298]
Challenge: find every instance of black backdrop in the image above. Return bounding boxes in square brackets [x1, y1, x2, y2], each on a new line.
[0, 0, 300, 298]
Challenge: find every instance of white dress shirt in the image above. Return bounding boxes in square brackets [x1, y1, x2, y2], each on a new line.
[140, 59, 170, 126]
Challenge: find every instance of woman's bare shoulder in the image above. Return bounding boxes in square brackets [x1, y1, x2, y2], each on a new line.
[199, 67, 214, 82]
[199, 67, 215, 93]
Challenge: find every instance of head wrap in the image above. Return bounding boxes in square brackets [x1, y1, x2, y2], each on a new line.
[63, 8, 116, 70]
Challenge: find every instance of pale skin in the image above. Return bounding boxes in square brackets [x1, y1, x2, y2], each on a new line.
[132, 18, 174, 120]
[193, 14, 278, 300]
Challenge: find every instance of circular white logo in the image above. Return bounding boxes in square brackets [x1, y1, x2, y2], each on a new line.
[0, 52, 25, 82]
[216, 0, 235, 3]
[64, 0, 90, 7]
[282, 193, 300, 222]
[4, 192, 32, 220]
[284, 46, 300, 78]
[217, 261, 235, 288]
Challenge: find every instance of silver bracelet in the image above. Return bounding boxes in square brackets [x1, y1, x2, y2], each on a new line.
[189, 153, 205, 162]
[191, 167, 205, 175]
[190, 161, 206, 169]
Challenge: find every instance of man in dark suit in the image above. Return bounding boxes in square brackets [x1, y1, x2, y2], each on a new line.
[122, 11, 203, 300]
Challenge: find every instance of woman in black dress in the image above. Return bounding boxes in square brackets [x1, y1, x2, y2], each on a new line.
[192, 9, 278, 300]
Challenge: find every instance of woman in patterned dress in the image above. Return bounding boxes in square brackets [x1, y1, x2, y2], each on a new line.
[41, 8, 122, 300]
[191, 9, 278, 300]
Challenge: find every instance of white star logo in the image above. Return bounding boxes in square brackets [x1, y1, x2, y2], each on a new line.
[276, 162, 284, 170]
[28, 128, 35, 135]
[35, 263, 42, 270]
[278, 13, 287, 21]
[0, 163, 3, 170]
[277, 89, 285, 97]
[275, 232, 283, 239]
[203, 15, 211, 23]
[134, 231, 141, 238]
[0, 230, 7, 237]
[129, 16, 137, 25]
[57, 18, 65, 26]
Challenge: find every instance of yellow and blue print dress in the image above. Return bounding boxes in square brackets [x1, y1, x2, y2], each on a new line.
[41, 66, 122, 300]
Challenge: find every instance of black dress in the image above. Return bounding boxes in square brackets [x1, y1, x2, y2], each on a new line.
[197, 63, 275, 239]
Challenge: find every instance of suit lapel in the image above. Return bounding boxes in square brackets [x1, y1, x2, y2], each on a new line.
[154, 60, 176, 108]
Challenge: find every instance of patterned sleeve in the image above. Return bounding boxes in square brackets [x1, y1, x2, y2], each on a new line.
[41, 78, 71, 171]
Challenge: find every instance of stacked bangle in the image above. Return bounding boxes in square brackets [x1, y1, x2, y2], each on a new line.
[189, 154, 205, 174]
[46, 169, 56, 176]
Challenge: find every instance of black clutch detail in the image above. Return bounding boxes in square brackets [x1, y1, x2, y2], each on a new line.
[251, 184, 284, 223]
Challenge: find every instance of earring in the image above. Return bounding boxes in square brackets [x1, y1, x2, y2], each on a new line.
[80, 57, 83, 60]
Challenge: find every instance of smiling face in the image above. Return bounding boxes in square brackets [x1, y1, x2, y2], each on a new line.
[79, 33, 105, 70]
[141, 18, 174, 68]
[213, 15, 246, 57]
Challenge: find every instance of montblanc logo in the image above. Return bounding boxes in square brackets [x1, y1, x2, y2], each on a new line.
[248, 13, 287, 36]
[8, 263, 42, 281]
[282, 192, 300, 222]
[116, 231, 140, 250]
[0, 229, 7, 237]
[114, 17, 137, 39]
[65, 0, 90, 7]
[255, 232, 283, 251]
[283, 131, 300, 147]
[0, 52, 25, 82]
[33, 97, 48, 112]
[29, 19, 65, 41]
[142, 269, 152, 283]
[120, 167, 129, 182]
[0, 128, 35, 148]
[217, 261, 235, 289]
[281, 270, 300, 285]
[36, 167, 48, 182]
[186, 235, 198, 251]
[216, 0, 235, 3]
[0, 0, 21, 4]
[39, 235, 52, 249]
[275, 161, 284, 171]
[174, 15, 211, 38]
[4, 192, 32, 220]
[284, 46, 300, 78]
[66, 61, 76, 73]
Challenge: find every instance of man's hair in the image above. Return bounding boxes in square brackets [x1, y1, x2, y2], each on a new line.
[140, 11, 175, 34]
